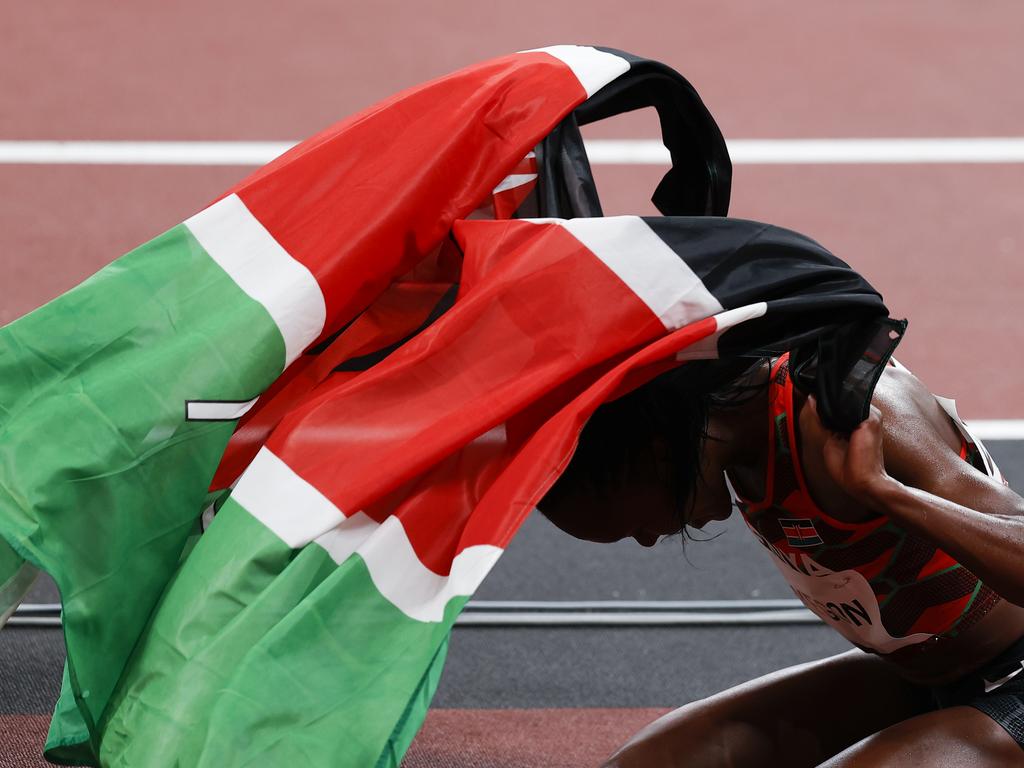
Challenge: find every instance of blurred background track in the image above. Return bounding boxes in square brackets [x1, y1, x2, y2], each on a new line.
[2, 1, 1024, 765]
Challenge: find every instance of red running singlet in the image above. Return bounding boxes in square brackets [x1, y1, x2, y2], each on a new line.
[731, 354, 1004, 654]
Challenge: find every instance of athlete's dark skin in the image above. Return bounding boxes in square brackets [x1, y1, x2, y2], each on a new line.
[544, 362, 1024, 767]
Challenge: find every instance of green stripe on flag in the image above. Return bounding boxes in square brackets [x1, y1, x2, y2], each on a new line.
[100, 498, 464, 767]
[46, 661, 92, 762]
[0, 223, 290, 762]
[0, 536, 37, 625]
[376, 633, 452, 768]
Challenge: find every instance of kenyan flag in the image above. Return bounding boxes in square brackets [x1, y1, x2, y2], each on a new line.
[0, 46, 641, 766]
[0, 44, 893, 768]
[0, 196, 324, 761]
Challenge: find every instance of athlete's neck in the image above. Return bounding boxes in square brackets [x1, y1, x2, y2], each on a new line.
[710, 361, 772, 473]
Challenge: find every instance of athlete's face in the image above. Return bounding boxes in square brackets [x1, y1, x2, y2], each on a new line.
[683, 420, 736, 530]
[540, 419, 735, 546]
[540, 474, 682, 547]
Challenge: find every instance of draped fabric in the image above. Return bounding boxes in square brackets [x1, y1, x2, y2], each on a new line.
[0, 46, 901, 766]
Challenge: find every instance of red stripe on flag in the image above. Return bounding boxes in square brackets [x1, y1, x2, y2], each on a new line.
[210, 279, 453, 490]
[509, 155, 538, 175]
[462, 316, 717, 552]
[226, 53, 588, 344]
[493, 179, 537, 219]
[261, 220, 712, 573]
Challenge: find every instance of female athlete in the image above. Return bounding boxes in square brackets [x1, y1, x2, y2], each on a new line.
[539, 353, 1024, 766]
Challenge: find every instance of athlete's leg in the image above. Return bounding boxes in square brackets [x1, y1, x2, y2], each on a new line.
[819, 706, 1022, 767]
[603, 649, 933, 768]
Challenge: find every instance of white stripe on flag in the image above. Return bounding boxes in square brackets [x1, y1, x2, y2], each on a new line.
[522, 45, 630, 98]
[549, 217, 724, 331]
[317, 513, 504, 623]
[232, 451, 504, 623]
[185, 397, 260, 421]
[184, 194, 326, 366]
[232, 447, 344, 549]
[314, 511, 379, 563]
[676, 302, 769, 361]
[356, 517, 503, 623]
[493, 173, 538, 194]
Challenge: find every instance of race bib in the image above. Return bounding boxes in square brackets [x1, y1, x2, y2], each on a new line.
[754, 530, 933, 653]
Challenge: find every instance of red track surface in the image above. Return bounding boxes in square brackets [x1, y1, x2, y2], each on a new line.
[1, 710, 670, 768]
[4, 2, 1022, 415]
[407, 709, 670, 767]
[5, 2, 1024, 140]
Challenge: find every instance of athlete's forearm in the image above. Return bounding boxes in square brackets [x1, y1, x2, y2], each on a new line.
[866, 477, 1024, 607]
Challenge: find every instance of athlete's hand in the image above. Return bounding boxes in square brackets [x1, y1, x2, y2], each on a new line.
[810, 397, 895, 504]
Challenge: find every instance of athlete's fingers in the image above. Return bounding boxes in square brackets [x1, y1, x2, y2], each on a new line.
[809, 396, 853, 487]
[811, 397, 889, 496]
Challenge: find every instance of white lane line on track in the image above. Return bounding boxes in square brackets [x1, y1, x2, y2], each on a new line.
[6, 138, 1024, 166]
[592, 138, 1024, 165]
[968, 421, 1024, 440]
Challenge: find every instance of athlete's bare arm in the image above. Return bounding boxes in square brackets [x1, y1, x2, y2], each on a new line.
[807, 375, 1024, 608]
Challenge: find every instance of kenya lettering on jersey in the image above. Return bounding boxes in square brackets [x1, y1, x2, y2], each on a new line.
[732, 354, 1001, 654]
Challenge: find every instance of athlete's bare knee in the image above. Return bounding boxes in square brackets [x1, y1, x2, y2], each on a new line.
[602, 704, 779, 768]
[604, 651, 922, 768]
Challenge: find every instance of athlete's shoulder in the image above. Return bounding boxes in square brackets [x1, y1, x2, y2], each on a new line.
[869, 365, 966, 487]
[794, 363, 962, 488]
[872, 365, 959, 439]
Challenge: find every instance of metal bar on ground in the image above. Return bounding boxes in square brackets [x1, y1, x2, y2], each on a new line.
[12, 599, 806, 614]
[6, 600, 824, 629]
[12, 603, 61, 615]
[464, 599, 804, 611]
[456, 609, 820, 627]
[6, 617, 62, 627]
